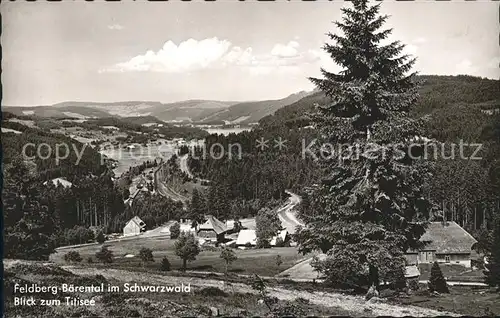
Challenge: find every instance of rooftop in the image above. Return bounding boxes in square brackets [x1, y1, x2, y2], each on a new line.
[416, 221, 477, 254]
[198, 215, 227, 235]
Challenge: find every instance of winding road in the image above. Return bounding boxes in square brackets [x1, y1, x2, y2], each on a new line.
[277, 190, 304, 234]
[179, 154, 193, 179]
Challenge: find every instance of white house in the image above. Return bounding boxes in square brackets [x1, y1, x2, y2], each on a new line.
[236, 229, 289, 248]
[236, 230, 257, 248]
[43, 177, 73, 188]
[405, 221, 478, 268]
[123, 216, 146, 236]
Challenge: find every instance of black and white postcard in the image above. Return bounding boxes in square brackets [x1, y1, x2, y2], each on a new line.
[2, 0, 499, 317]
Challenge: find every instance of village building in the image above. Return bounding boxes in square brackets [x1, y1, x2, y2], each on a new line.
[123, 216, 147, 236]
[43, 177, 73, 188]
[236, 229, 290, 248]
[270, 229, 290, 246]
[405, 221, 478, 268]
[197, 215, 227, 242]
[236, 229, 257, 248]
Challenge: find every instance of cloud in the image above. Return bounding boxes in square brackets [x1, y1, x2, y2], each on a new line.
[102, 38, 232, 73]
[108, 24, 124, 30]
[271, 41, 300, 58]
[100, 38, 322, 75]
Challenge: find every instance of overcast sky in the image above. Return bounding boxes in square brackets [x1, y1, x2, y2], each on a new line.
[1, 1, 498, 106]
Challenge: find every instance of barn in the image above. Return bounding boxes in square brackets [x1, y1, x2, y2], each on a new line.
[405, 221, 477, 268]
[123, 216, 147, 236]
[197, 215, 227, 242]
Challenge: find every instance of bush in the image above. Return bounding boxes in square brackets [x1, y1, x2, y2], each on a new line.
[256, 238, 271, 249]
[160, 257, 171, 271]
[197, 287, 228, 297]
[170, 222, 181, 239]
[271, 301, 307, 317]
[428, 261, 449, 293]
[63, 251, 82, 263]
[95, 246, 113, 263]
[275, 255, 283, 267]
[274, 237, 285, 247]
[407, 278, 419, 291]
[95, 230, 106, 244]
[139, 247, 154, 263]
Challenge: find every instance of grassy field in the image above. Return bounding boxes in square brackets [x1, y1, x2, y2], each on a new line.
[51, 236, 307, 277]
[418, 263, 485, 282]
[4, 261, 350, 318]
[390, 285, 500, 316]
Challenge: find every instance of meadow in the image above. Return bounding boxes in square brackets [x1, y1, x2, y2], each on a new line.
[51, 236, 306, 277]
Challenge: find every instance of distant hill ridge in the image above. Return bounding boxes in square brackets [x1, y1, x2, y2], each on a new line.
[3, 91, 315, 124]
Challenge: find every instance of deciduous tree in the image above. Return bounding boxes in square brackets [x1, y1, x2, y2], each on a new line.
[174, 232, 201, 271]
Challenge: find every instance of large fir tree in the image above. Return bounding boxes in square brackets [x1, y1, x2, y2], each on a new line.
[296, 0, 433, 289]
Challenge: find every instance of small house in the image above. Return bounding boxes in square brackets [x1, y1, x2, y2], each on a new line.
[405, 221, 477, 268]
[123, 216, 146, 236]
[197, 215, 227, 242]
[236, 229, 257, 248]
[270, 229, 290, 246]
[43, 177, 73, 189]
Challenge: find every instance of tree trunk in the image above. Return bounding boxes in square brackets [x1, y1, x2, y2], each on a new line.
[183, 259, 187, 272]
[369, 264, 379, 290]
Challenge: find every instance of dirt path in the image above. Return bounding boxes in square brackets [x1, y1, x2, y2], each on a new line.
[62, 266, 458, 317]
[277, 254, 326, 279]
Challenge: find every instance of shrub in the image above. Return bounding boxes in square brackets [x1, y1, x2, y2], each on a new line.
[160, 257, 171, 271]
[256, 238, 271, 249]
[197, 287, 228, 297]
[63, 251, 82, 263]
[271, 301, 307, 317]
[407, 278, 419, 291]
[274, 237, 285, 247]
[95, 246, 113, 263]
[170, 222, 181, 239]
[428, 261, 449, 293]
[275, 255, 283, 267]
[95, 230, 106, 244]
[139, 247, 154, 264]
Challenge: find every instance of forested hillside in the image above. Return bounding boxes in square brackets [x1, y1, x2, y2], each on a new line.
[1, 115, 185, 259]
[260, 75, 500, 129]
[189, 75, 500, 234]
